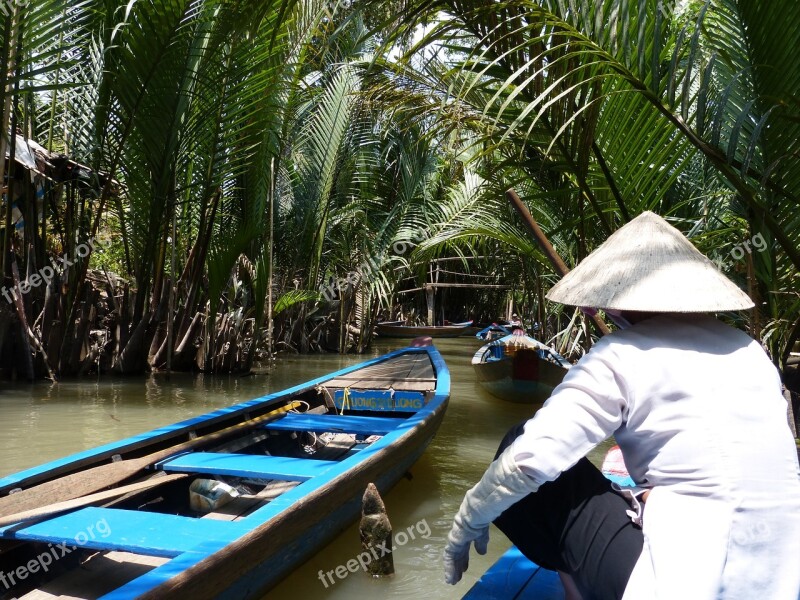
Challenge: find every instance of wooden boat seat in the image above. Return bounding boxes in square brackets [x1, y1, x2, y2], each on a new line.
[331, 390, 425, 412]
[322, 377, 436, 391]
[17, 551, 170, 599]
[8, 506, 244, 557]
[264, 413, 407, 435]
[158, 453, 336, 481]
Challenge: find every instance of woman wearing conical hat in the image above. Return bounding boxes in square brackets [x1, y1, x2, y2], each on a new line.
[444, 213, 800, 599]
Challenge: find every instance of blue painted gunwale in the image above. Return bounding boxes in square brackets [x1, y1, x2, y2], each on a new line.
[462, 546, 564, 599]
[0, 345, 450, 600]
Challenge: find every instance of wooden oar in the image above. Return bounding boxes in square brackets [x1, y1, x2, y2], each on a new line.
[0, 401, 300, 519]
[506, 188, 611, 336]
[0, 473, 189, 528]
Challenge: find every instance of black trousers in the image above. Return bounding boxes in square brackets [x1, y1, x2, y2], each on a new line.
[492, 423, 644, 600]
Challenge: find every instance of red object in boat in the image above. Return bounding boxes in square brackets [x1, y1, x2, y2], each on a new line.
[512, 348, 540, 381]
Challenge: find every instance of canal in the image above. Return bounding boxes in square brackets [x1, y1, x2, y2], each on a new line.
[0, 337, 611, 599]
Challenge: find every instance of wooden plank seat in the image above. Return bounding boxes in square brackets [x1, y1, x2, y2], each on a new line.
[158, 453, 336, 481]
[324, 376, 436, 388]
[8, 507, 243, 558]
[264, 413, 407, 436]
[18, 551, 170, 600]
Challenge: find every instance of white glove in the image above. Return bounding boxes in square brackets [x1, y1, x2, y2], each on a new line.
[443, 448, 540, 584]
[443, 523, 489, 585]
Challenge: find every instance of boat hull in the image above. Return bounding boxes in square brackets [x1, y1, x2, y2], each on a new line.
[0, 346, 450, 600]
[376, 321, 473, 338]
[473, 361, 564, 403]
[471, 335, 569, 403]
[149, 401, 447, 599]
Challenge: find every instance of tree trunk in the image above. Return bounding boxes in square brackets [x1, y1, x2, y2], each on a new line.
[115, 310, 151, 374]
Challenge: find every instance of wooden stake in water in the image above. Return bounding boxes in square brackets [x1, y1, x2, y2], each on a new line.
[359, 483, 394, 576]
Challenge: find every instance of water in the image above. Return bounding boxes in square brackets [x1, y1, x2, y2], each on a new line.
[267, 339, 537, 600]
[0, 338, 610, 599]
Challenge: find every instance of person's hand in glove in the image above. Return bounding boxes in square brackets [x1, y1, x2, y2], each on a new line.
[443, 448, 541, 584]
[443, 516, 490, 584]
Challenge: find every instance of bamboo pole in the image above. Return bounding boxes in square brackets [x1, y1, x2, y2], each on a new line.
[506, 189, 610, 337]
[0, 401, 300, 519]
[425, 283, 511, 289]
[0, 473, 189, 528]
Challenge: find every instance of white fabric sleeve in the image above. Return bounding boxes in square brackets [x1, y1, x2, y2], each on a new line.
[443, 449, 542, 585]
[510, 344, 628, 484]
[449, 448, 542, 540]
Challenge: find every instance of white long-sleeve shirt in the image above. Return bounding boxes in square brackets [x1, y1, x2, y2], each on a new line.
[508, 314, 800, 599]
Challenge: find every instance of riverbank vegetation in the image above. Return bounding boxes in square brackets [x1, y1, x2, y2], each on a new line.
[0, 1, 798, 388]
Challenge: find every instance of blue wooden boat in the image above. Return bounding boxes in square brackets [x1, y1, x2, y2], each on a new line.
[0, 345, 449, 599]
[474, 323, 512, 341]
[376, 320, 473, 338]
[472, 334, 570, 403]
[463, 546, 565, 599]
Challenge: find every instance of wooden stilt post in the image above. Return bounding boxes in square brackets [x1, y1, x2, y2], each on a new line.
[425, 269, 435, 327]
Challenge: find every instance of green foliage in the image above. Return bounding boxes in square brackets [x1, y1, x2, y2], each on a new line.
[370, 0, 800, 364]
[7, 0, 799, 369]
[274, 289, 321, 314]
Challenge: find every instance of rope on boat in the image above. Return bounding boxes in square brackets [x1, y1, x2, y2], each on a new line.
[290, 400, 311, 413]
[316, 385, 336, 409]
[339, 387, 351, 415]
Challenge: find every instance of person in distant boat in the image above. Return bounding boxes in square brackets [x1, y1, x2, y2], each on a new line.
[444, 212, 800, 600]
[508, 312, 523, 329]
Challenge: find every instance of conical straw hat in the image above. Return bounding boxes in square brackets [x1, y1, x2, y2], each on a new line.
[545, 212, 754, 312]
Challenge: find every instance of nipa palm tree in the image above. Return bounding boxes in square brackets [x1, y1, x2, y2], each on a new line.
[372, 0, 800, 365]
